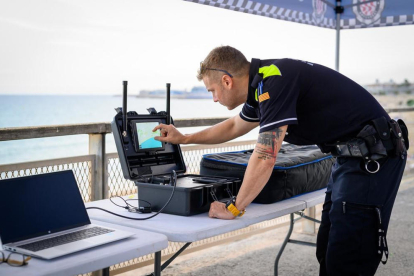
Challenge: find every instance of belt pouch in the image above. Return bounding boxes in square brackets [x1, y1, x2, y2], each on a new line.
[389, 120, 406, 158]
[371, 117, 394, 153]
[397, 119, 409, 150]
[356, 125, 387, 160]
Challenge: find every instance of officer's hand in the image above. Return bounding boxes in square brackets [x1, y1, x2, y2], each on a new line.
[208, 201, 235, 220]
[153, 123, 186, 145]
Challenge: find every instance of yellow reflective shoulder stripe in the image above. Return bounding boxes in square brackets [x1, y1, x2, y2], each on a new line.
[259, 64, 282, 79]
[254, 64, 281, 102]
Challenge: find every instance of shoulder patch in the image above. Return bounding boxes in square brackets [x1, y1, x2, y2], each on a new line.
[259, 64, 282, 79]
[259, 92, 270, 103]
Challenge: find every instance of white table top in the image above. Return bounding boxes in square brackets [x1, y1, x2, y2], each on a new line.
[289, 188, 327, 208]
[0, 220, 168, 276]
[86, 188, 327, 243]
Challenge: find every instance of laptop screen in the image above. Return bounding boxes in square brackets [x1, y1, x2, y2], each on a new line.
[0, 170, 91, 244]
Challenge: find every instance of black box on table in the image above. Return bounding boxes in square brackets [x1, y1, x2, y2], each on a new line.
[112, 109, 241, 216]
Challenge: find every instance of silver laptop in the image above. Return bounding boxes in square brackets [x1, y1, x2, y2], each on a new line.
[0, 170, 134, 259]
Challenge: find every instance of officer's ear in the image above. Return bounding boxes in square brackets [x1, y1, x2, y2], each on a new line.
[222, 75, 233, 89]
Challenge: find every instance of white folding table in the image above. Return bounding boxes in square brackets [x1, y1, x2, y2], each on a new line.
[86, 189, 326, 276]
[0, 220, 168, 276]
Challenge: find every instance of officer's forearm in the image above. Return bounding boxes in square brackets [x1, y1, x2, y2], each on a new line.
[235, 126, 286, 211]
[235, 153, 275, 211]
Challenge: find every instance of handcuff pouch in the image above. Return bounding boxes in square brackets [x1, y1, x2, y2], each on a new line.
[356, 125, 387, 160]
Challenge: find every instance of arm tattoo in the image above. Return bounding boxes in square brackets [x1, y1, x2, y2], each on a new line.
[255, 128, 283, 161]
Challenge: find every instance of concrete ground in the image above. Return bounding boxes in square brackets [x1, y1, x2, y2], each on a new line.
[119, 177, 414, 276]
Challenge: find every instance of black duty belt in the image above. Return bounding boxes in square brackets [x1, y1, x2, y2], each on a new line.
[326, 117, 409, 173]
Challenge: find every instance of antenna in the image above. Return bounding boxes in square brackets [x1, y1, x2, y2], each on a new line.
[166, 83, 171, 125]
[122, 81, 128, 137]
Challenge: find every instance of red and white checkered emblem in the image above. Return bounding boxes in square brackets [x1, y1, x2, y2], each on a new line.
[353, 0, 385, 25]
[360, 0, 378, 16]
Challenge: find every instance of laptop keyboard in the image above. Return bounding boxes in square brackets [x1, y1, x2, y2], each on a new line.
[17, 227, 115, 252]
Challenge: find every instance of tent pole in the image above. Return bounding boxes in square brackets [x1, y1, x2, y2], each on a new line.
[335, 0, 343, 72]
[335, 12, 340, 71]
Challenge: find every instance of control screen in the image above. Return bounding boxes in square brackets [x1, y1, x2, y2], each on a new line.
[136, 122, 163, 150]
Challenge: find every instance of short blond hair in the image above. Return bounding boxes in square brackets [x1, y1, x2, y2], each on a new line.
[197, 46, 250, 82]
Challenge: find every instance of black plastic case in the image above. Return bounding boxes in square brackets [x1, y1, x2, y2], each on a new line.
[112, 110, 241, 216]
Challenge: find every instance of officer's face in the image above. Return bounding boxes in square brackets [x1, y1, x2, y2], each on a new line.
[203, 75, 237, 110]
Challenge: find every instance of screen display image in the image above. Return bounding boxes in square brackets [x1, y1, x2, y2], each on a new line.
[136, 122, 163, 150]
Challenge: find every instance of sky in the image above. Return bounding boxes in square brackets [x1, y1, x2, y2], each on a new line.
[0, 0, 413, 95]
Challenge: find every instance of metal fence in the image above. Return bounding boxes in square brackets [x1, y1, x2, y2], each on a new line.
[0, 155, 95, 202]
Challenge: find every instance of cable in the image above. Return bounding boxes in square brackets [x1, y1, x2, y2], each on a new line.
[126, 199, 151, 208]
[109, 196, 151, 209]
[86, 170, 177, 220]
[109, 196, 130, 208]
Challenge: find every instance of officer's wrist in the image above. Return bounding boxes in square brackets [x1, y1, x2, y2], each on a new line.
[183, 134, 191, 144]
[235, 200, 246, 213]
[226, 197, 246, 217]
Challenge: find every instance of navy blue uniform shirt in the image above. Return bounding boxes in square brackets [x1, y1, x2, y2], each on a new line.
[240, 58, 389, 146]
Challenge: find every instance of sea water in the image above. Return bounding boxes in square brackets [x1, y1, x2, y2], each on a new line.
[0, 95, 256, 165]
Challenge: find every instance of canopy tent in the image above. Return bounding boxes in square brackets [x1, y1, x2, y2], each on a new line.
[183, 0, 414, 71]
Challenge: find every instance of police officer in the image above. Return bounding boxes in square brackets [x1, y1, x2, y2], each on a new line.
[153, 46, 407, 276]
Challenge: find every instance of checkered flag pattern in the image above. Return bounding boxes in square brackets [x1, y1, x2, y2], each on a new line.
[342, 14, 414, 29]
[184, 0, 336, 29]
[184, 0, 414, 30]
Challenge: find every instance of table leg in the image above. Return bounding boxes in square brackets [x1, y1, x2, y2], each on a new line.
[154, 251, 161, 276]
[274, 210, 321, 275]
[274, 213, 294, 276]
[146, 242, 192, 276]
[102, 267, 110, 276]
[161, 242, 192, 271]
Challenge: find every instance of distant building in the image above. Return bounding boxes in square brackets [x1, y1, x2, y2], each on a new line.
[364, 79, 413, 95]
[138, 86, 211, 99]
